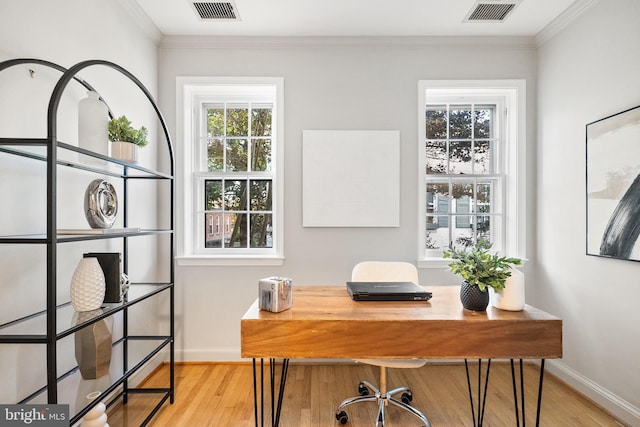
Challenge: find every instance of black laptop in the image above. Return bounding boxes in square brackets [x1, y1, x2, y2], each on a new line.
[346, 281, 432, 301]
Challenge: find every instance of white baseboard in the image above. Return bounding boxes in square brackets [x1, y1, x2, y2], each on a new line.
[176, 348, 243, 362]
[546, 360, 639, 426]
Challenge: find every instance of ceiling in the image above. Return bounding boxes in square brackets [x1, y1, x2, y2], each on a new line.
[132, 0, 582, 38]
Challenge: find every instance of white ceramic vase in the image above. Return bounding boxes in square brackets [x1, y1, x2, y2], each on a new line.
[80, 391, 109, 427]
[78, 91, 108, 163]
[489, 268, 525, 311]
[111, 141, 139, 163]
[70, 258, 106, 312]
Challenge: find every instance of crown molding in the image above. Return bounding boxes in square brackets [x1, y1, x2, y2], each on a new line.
[535, 0, 600, 46]
[160, 35, 535, 50]
[116, 0, 163, 44]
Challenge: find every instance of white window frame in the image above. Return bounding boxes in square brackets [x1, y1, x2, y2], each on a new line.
[176, 77, 284, 266]
[417, 80, 526, 268]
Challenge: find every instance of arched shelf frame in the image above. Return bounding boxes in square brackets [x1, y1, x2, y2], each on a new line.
[0, 57, 175, 422]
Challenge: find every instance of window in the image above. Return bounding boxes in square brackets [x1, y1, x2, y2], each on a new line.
[177, 77, 284, 265]
[417, 80, 525, 267]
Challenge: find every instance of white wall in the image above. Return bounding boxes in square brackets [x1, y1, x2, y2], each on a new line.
[158, 37, 538, 360]
[536, 0, 640, 423]
[0, 0, 163, 410]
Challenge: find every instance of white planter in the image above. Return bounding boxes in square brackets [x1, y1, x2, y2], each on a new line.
[489, 268, 525, 311]
[111, 140, 139, 163]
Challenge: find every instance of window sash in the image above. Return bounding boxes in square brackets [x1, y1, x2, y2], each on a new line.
[422, 96, 507, 258]
[192, 90, 278, 256]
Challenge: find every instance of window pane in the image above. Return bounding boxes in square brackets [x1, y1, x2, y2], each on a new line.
[226, 138, 248, 171]
[425, 216, 449, 249]
[207, 106, 224, 137]
[250, 214, 273, 248]
[449, 141, 472, 174]
[251, 107, 272, 137]
[425, 140, 446, 174]
[425, 105, 447, 139]
[225, 213, 247, 248]
[452, 181, 473, 214]
[476, 215, 492, 243]
[207, 138, 224, 171]
[474, 140, 492, 174]
[474, 105, 494, 139]
[452, 217, 474, 248]
[226, 104, 249, 136]
[476, 181, 492, 213]
[251, 139, 272, 172]
[426, 182, 449, 215]
[204, 212, 223, 248]
[449, 105, 472, 139]
[224, 180, 246, 210]
[250, 180, 272, 211]
[205, 180, 222, 210]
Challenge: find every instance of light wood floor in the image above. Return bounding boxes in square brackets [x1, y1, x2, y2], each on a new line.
[107, 362, 626, 427]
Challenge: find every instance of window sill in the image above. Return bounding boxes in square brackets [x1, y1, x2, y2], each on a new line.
[176, 255, 285, 267]
[418, 257, 528, 269]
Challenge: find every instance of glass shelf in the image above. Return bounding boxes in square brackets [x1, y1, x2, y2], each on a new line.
[0, 283, 172, 340]
[0, 229, 173, 244]
[0, 140, 173, 180]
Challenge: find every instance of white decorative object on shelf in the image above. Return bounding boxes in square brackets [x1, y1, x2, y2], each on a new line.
[70, 258, 106, 312]
[80, 391, 109, 427]
[78, 91, 108, 163]
[489, 268, 525, 311]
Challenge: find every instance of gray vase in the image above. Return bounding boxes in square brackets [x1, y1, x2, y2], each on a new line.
[73, 310, 113, 380]
[460, 281, 489, 311]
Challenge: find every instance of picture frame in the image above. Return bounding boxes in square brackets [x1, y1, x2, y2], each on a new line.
[586, 104, 640, 261]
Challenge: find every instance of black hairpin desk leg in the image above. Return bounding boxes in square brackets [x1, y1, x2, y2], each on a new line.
[465, 359, 491, 427]
[252, 358, 290, 427]
[511, 359, 546, 427]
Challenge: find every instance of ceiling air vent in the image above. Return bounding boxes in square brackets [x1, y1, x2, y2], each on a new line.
[464, 0, 521, 22]
[192, 1, 239, 20]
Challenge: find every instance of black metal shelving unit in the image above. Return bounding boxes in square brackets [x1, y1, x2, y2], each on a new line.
[0, 58, 175, 426]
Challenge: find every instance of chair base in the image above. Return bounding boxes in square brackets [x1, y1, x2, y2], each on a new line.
[336, 380, 431, 427]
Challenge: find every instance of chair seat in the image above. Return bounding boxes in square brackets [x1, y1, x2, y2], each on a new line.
[356, 359, 427, 369]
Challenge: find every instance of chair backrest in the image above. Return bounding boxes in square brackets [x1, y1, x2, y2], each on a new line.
[351, 261, 419, 283]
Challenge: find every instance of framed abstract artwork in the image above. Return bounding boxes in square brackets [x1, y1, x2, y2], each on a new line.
[586, 104, 640, 261]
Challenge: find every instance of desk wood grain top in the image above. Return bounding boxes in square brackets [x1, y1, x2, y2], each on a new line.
[241, 285, 562, 360]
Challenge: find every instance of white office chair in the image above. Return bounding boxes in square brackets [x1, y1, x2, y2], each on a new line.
[336, 261, 431, 427]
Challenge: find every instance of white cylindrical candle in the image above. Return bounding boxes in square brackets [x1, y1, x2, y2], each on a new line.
[78, 91, 108, 162]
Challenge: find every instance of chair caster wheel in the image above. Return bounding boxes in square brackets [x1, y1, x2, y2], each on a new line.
[401, 391, 413, 404]
[358, 382, 369, 396]
[336, 410, 349, 424]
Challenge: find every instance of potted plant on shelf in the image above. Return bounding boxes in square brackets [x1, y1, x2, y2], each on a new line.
[443, 239, 522, 311]
[108, 115, 148, 163]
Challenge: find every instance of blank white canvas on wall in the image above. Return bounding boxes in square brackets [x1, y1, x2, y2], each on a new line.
[302, 130, 400, 227]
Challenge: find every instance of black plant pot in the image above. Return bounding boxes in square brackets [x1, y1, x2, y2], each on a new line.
[460, 281, 489, 311]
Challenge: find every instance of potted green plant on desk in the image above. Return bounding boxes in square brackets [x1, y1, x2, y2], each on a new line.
[108, 115, 148, 163]
[443, 239, 522, 311]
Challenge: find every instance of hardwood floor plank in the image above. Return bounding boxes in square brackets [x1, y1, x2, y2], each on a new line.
[109, 362, 627, 427]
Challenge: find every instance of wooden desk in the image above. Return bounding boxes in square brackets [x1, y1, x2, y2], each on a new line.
[242, 285, 562, 360]
[241, 285, 563, 427]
